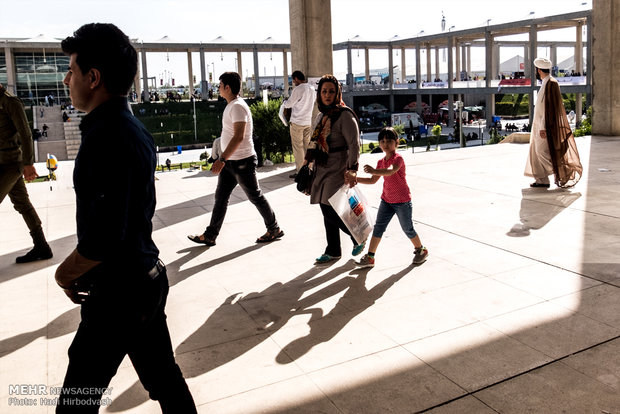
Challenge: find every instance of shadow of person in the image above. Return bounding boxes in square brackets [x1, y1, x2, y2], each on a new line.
[108, 260, 357, 412]
[507, 188, 582, 237]
[166, 244, 266, 287]
[0, 307, 80, 357]
[275, 263, 415, 364]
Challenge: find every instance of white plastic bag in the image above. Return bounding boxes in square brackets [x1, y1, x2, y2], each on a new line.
[328, 185, 374, 245]
[278, 102, 289, 126]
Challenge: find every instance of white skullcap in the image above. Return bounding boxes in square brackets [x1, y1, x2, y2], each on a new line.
[534, 57, 552, 69]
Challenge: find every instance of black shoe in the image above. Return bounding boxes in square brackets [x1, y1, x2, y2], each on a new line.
[187, 234, 216, 246]
[530, 182, 550, 188]
[16, 245, 53, 263]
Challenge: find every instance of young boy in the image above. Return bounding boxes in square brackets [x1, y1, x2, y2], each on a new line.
[356, 127, 428, 268]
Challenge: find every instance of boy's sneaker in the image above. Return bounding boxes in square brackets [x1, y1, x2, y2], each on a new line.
[356, 254, 375, 268]
[351, 240, 366, 256]
[413, 246, 428, 264]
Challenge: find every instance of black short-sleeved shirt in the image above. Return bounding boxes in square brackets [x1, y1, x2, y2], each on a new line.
[74, 97, 159, 273]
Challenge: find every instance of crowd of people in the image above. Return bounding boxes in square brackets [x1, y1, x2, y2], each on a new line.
[2, 19, 584, 411]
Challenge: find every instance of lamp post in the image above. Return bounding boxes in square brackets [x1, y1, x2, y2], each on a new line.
[458, 101, 464, 148]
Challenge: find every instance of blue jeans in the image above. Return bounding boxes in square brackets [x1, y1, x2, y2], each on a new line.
[372, 200, 417, 239]
[205, 155, 278, 239]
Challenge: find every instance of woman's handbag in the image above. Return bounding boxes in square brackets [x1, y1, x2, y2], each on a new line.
[294, 164, 314, 195]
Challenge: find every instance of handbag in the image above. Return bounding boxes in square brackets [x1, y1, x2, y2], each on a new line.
[294, 164, 314, 195]
[328, 185, 374, 245]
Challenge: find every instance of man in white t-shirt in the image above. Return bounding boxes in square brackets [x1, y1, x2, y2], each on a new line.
[282, 70, 315, 178]
[188, 72, 284, 245]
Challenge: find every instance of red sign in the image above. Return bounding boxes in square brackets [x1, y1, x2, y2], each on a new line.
[499, 78, 531, 86]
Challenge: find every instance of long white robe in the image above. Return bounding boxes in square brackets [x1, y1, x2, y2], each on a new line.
[524, 76, 554, 179]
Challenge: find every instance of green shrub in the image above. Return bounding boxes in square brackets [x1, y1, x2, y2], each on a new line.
[368, 142, 375, 150]
[574, 106, 592, 137]
[399, 138, 407, 145]
[250, 99, 291, 163]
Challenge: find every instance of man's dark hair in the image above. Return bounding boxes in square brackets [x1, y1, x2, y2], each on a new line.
[540, 68, 550, 74]
[219, 72, 241, 95]
[292, 70, 306, 81]
[61, 23, 137, 95]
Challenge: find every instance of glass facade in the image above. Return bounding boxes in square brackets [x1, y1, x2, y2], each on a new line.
[0, 54, 6, 85]
[13, 52, 70, 106]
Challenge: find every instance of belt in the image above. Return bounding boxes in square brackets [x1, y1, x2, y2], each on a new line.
[147, 259, 165, 280]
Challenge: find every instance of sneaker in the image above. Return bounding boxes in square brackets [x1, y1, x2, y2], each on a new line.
[413, 246, 428, 264]
[356, 254, 375, 268]
[315, 254, 341, 264]
[351, 240, 366, 256]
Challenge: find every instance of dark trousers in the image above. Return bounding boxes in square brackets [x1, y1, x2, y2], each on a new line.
[0, 162, 42, 232]
[57, 267, 196, 414]
[206, 155, 278, 239]
[320, 203, 356, 257]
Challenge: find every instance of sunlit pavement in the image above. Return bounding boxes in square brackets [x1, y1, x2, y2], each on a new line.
[1, 135, 619, 413]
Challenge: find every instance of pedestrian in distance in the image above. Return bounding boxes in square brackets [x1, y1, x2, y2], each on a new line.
[355, 127, 428, 268]
[282, 70, 316, 178]
[54, 23, 196, 413]
[303, 74, 363, 264]
[524, 57, 582, 188]
[188, 72, 284, 246]
[0, 83, 53, 263]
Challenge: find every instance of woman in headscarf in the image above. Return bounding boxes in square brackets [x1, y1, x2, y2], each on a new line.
[304, 74, 363, 264]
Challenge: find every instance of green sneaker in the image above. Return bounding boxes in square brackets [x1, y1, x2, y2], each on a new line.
[351, 240, 366, 256]
[315, 254, 341, 264]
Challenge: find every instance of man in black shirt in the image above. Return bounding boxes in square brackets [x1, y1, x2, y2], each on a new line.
[55, 23, 196, 413]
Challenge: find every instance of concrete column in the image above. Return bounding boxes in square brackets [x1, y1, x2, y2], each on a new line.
[187, 51, 194, 90]
[485, 31, 494, 127]
[237, 50, 244, 96]
[253, 46, 260, 97]
[455, 42, 461, 81]
[199, 48, 207, 100]
[140, 50, 149, 102]
[573, 23, 582, 119]
[467, 45, 471, 78]
[401, 47, 406, 83]
[435, 47, 440, 80]
[493, 43, 500, 79]
[364, 48, 370, 81]
[448, 36, 454, 127]
[346, 43, 353, 86]
[388, 44, 394, 110]
[524, 45, 530, 78]
[550, 46, 558, 72]
[288, 0, 333, 78]
[4, 47, 16, 94]
[388, 44, 394, 92]
[282, 50, 289, 98]
[528, 24, 538, 127]
[415, 42, 421, 115]
[133, 71, 141, 103]
[425, 44, 431, 82]
[592, 0, 620, 135]
[461, 45, 466, 80]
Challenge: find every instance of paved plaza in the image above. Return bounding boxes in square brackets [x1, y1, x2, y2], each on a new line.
[1, 136, 619, 413]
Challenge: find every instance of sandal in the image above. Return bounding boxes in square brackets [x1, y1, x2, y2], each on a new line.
[256, 228, 284, 243]
[187, 233, 216, 246]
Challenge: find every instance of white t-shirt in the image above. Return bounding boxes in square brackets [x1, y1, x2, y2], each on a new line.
[220, 97, 255, 160]
[282, 82, 315, 126]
